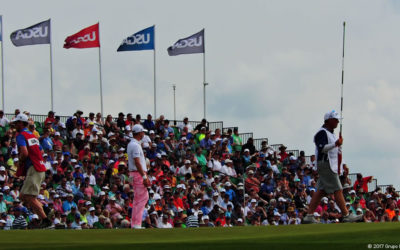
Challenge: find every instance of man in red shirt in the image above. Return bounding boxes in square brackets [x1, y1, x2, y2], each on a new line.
[353, 174, 373, 193]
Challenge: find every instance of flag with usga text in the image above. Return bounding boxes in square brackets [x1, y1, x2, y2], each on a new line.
[117, 26, 154, 52]
[167, 29, 204, 56]
[10, 19, 51, 46]
[64, 23, 100, 49]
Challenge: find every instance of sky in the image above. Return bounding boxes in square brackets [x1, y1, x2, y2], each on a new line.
[1, 0, 399, 189]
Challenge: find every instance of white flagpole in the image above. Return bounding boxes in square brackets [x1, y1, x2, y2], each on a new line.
[98, 23, 104, 118]
[49, 20, 54, 111]
[1, 15, 5, 111]
[153, 25, 157, 118]
[203, 29, 207, 119]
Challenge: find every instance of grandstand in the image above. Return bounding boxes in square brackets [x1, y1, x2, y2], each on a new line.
[3, 112, 397, 194]
[0, 110, 398, 231]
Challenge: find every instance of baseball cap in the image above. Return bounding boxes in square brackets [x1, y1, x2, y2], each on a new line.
[313, 212, 320, 217]
[54, 132, 60, 136]
[0, 166, 6, 171]
[324, 110, 340, 121]
[274, 212, 281, 217]
[349, 190, 356, 194]
[386, 194, 392, 199]
[132, 124, 144, 133]
[89, 207, 95, 212]
[203, 215, 209, 220]
[99, 191, 106, 196]
[185, 160, 191, 164]
[12, 114, 29, 123]
[31, 214, 39, 220]
[251, 199, 257, 203]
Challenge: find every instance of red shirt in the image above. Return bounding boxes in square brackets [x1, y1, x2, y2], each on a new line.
[215, 216, 226, 227]
[353, 176, 372, 192]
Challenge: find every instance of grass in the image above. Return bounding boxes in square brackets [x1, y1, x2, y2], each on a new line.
[0, 223, 399, 249]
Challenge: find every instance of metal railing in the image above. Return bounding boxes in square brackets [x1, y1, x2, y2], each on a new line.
[378, 185, 393, 192]
[287, 150, 300, 158]
[238, 133, 253, 145]
[222, 127, 236, 134]
[5, 113, 223, 132]
[254, 138, 268, 151]
[270, 144, 283, 152]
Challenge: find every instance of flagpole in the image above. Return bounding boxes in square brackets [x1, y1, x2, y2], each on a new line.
[203, 29, 207, 119]
[1, 15, 4, 111]
[98, 23, 104, 118]
[340, 22, 345, 135]
[153, 25, 157, 118]
[49, 22, 54, 111]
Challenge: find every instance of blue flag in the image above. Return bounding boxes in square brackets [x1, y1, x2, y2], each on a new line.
[117, 26, 154, 52]
[0, 16, 3, 42]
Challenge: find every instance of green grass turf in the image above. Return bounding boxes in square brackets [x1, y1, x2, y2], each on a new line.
[0, 223, 399, 250]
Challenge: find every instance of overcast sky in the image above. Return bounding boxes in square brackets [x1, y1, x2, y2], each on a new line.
[1, 0, 399, 189]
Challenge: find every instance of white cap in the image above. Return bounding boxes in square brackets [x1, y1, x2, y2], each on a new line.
[71, 159, 77, 163]
[32, 214, 39, 220]
[3, 186, 10, 191]
[85, 201, 92, 206]
[203, 215, 209, 220]
[324, 110, 340, 121]
[237, 218, 243, 222]
[118, 147, 125, 152]
[386, 194, 392, 199]
[132, 124, 144, 133]
[289, 156, 297, 161]
[313, 212, 320, 217]
[356, 208, 363, 213]
[274, 212, 281, 217]
[322, 197, 329, 203]
[89, 207, 95, 212]
[251, 199, 257, 203]
[37, 194, 45, 200]
[55, 132, 60, 136]
[0, 166, 5, 171]
[185, 160, 191, 164]
[156, 153, 162, 159]
[349, 190, 356, 194]
[149, 130, 155, 134]
[154, 194, 161, 200]
[278, 197, 286, 202]
[225, 159, 232, 164]
[224, 182, 231, 187]
[99, 191, 106, 196]
[193, 201, 199, 205]
[220, 188, 226, 193]
[12, 114, 29, 123]
[244, 149, 250, 152]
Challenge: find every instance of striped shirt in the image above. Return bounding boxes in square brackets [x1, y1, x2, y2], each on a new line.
[186, 215, 199, 228]
[12, 215, 27, 229]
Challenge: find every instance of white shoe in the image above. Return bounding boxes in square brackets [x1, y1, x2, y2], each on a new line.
[303, 214, 320, 224]
[133, 225, 144, 229]
[343, 213, 362, 223]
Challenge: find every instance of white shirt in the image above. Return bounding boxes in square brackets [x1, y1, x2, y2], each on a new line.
[86, 214, 98, 227]
[72, 129, 84, 139]
[178, 166, 192, 176]
[127, 138, 147, 172]
[0, 117, 9, 127]
[158, 221, 172, 228]
[208, 159, 222, 172]
[83, 173, 96, 186]
[141, 135, 152, 149]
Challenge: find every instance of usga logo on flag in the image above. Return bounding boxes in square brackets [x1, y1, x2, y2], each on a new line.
[117, 26, 154, 52]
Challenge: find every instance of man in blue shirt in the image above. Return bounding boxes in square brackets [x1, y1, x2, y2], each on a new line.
[62, 194, 77, 213]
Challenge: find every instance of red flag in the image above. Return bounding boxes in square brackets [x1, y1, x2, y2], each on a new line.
[64, 23, 100, 49]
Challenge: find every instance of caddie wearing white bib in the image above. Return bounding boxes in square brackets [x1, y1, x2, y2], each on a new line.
[303, 111, 362, 224]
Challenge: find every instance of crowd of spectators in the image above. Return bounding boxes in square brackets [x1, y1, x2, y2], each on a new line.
[0, 109, 399, 230]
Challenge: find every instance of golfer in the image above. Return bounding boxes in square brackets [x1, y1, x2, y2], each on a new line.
[127, 124, 150, 229]
[303, 111, 362, 223]
[14, 114, 52, 227]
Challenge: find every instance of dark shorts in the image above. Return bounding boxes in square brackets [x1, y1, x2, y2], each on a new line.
[316, 161, 342, 194]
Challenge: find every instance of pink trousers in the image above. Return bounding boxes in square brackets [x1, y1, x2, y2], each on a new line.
[130, 172, 149, 228]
